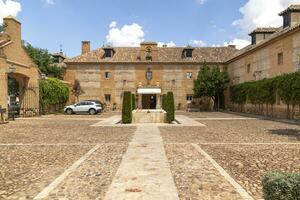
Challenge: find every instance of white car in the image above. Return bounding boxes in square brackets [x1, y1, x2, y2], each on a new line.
[64, 101, 102, 115]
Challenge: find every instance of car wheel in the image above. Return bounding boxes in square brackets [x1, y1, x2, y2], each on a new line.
[66, 108, 73, 115]
[89, 109, 96, 115]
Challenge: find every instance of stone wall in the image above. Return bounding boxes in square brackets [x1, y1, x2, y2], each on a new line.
[65, 63, 226, 110]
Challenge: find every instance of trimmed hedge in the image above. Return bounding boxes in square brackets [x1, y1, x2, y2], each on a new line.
[162, 94, 167, 111]
[230, 71, 300, 118]
[132, 93, 136, 110]
[166, 92, 175, 123]
[122, 91, 132, 124]
[263, 172, 300, 200]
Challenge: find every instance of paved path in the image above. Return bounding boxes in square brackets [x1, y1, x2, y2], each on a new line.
[104, 125, 179, 200]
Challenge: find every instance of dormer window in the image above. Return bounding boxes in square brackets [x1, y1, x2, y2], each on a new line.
[183, 47, 194, 58]
[145, 47, 152, 61]
[103, 47, 114, 58]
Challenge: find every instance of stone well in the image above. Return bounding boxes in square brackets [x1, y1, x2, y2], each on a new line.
[132, 109, 167, 123]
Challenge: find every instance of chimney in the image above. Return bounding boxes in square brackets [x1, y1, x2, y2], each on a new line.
[3, 16, 21, 46]
[162, 44, 167, 47]
[81, 41, 90, 54]
[249, 28, 278, 45]
[279, 5, 300, 27]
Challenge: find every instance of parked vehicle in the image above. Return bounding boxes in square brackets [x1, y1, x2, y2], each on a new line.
[64, 101, 102, 115]
[85, 100, 105, 111]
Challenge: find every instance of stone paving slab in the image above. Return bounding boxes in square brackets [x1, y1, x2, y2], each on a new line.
[104, 125, 179, 200]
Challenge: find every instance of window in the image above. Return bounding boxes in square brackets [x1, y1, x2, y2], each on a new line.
[104, 49, 113, 58]
[105, 72, 112, 79]
[186, 95, 193, 101]
[247, 64, 251, 73]
[185, 49, 193, 58]
[278, 53, 283, 65]
[105, 94, 111, 102]
[186, 72, 193, 79]
[283, 13, 291, 28]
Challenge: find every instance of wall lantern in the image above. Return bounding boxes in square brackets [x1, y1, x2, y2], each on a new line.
[8, 64, 16, 73]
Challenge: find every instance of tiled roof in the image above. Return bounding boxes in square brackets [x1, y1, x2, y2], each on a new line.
[249, 27, 279, 35]
[279, 5, 300, 15]
[228, 23, 300, 62]
[65, 47, 238, 63]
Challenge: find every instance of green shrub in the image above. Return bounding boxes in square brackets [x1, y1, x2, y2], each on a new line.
[162, 94, 167, 110]
[166, 92, 175, 123]
[263, 172, 300, 200]
[39, 77, 69, 107]
[122, 91, 132, 124]
[131, 94, 136, 110]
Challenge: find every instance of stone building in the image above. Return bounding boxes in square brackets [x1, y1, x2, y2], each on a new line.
[0, 16, 40, 118]
[65, 5, 300, 113]
[65, 42, 236, 110]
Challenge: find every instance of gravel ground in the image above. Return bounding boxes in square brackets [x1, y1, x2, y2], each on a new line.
[165, 144, 242, 200]
[201, 144, 300, 199]
[0, 118, 135, 144]
[46, 144, 127, 200]
[161, 119, 300, 143]
[0, 145, 92, 199]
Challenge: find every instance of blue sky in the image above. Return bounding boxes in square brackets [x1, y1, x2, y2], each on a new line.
[1, 0, 300, 57]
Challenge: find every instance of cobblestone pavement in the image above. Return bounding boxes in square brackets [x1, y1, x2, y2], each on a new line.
[0, 115, 134, 199]
[1, 112, 300, 200]
[161, 112, 300, 200]
[165, 144, 243, 200]
[45, 144, 127, 200]
[201, 144, 300, 199]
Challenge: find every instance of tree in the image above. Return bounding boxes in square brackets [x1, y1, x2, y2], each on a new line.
[23, 43, 64, 79]
[72, 79, 84, 102]
[194, 65, 230, 110]
[162, 94, 167, 110]
[122, 91, 132, 124]
[0, 23, 7, 33]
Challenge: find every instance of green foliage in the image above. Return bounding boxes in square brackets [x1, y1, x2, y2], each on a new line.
[132, 93, 136, 110]
[194, 65, 230, 109]
[263, 172, 300, 200]
[230, 72, 300, 106]
[0, 23, 7, 32]
[23, 43, 64, 79]
[165, 92, 175, 123]
[39, 78, 69, 107]
[122, 91, 132, 124]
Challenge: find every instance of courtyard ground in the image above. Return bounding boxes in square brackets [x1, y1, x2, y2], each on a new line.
[0, 111, 299, 199]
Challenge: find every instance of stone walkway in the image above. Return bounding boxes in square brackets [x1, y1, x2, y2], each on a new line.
[104, 125, 180, 200]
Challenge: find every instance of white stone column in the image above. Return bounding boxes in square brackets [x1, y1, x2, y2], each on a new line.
[138, 94, 142, 109]
[156, 94, 161, 109]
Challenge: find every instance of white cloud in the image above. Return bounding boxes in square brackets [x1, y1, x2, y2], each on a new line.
[195, 0, 206, 5]
[157, 41, 176, 47]
[43, 0, 54, 5]
[106, 21, 145, 47]
[109, 21, 117, 28]
[233, 0, 300, 35]
[224, 0, 300, 49]
[0, 0, 21, 23]
[189, 40, 207, 47]
[223, 38, 251, 49]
